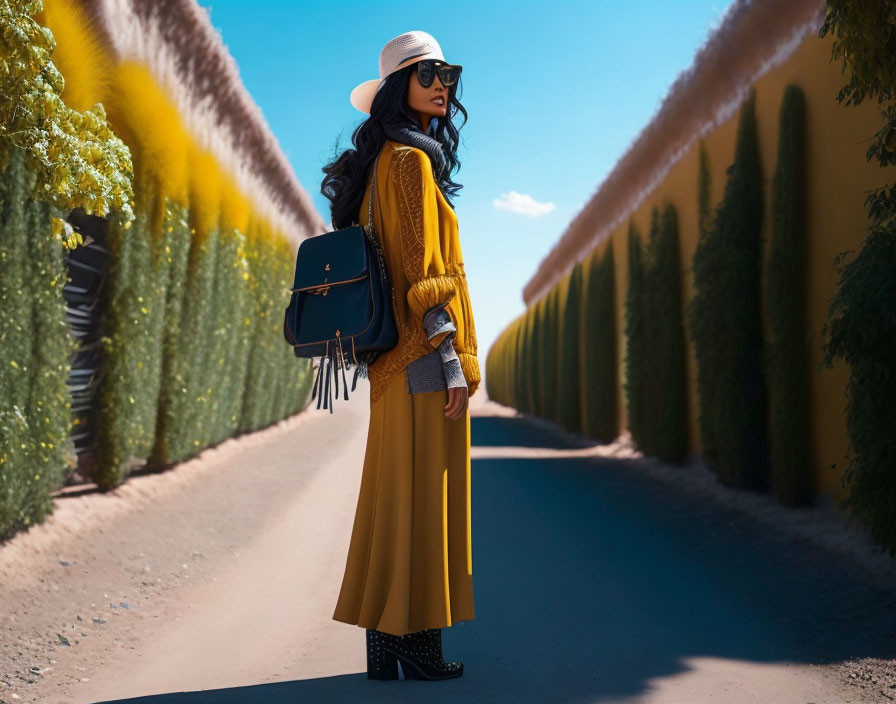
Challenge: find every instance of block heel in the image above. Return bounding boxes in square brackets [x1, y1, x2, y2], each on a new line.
[366, 628, 399, 680]
[382, 628, 464, 680]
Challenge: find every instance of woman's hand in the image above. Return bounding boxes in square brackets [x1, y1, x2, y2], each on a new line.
[444, 385, 468, 420]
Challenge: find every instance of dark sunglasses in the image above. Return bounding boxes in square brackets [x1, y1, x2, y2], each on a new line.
[416, 59, 462, 89]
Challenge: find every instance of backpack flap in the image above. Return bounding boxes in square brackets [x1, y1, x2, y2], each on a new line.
[292, 225, 368, 290]
[286, 225, 376, 348]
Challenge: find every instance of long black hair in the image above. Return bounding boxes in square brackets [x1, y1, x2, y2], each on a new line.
[321, 63, 468, 230]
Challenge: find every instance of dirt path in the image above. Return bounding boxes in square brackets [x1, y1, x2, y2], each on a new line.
[1, 380, 893, 703]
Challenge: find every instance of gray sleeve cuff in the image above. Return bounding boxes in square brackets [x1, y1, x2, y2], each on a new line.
[443, 358, 466, 389]
[422, 303, 457, 343]
[437, 335, 466, 390]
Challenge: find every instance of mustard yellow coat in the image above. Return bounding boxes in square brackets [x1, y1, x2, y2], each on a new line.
[331, 140, 478, 636]
[359, 140, 480, 405]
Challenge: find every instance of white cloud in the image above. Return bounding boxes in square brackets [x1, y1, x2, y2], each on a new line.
[492, 190, 556, 218]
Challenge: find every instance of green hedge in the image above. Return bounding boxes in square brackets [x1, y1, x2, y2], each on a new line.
[0, 146, 78, 539]
[485, 312, 519, 405]
[240, 235, 312, 434]
[540, 287, 560, 421]
[73, 181, 313, 489]
[693, 141, 719, 469]
[581, 245, 618, 443]
[148, 197, 197, 468]
[642, 204, 688, 463]
[513, 316, 525, 411]
[640, 209, 662, 453]
[484, 332, 496, 399]
[687, 88, 769, 490]
[94, 176, 168, 486]
[556, 263, 583, 433]
[765, 84, 814, 506]
[534, 294, 548, 416]
[624, 221, 646, 447]
[2, 150, 313, 523]
[823, 230, 896, 548]
[523, 309, 537, 415]
[519, 314, 530, 412]
[819, 1, 896, 555]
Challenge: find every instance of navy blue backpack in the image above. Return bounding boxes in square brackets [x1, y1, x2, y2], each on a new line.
[283, 153, 398, 412]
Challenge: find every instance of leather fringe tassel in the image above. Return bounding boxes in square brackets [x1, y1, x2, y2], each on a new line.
[329, 348, 335, 413]
[323, 353, 331, 413]
[309, 337, 373, 410]
[330, 353, 336, 412]
[313, 352, 325, 409]
[333, 345, 340, 400]
[352, 357, 370, 389]
[351, 361, 367, 391]
[337, 339, 349, 400]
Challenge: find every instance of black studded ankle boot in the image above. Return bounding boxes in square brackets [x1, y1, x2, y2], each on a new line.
[383, 627, 464, 680]
[366, 628, 399, 680]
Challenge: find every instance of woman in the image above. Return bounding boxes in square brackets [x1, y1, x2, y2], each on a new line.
[321, 31, 480, 681]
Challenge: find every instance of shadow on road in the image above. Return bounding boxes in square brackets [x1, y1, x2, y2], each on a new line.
[471, 414, 595, 449]
[94, 412, 896, 703]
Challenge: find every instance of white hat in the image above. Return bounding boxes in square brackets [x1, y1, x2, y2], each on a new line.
[350, 31, 446, 114]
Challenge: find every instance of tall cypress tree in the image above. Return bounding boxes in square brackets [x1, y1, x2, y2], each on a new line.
[512, 316, 524, 410]
[651, 203, 689, 463]
[690, 141, 719, 468]
[557, 262, 583, 433]
[624, 221, 646, 448]
[534, 293, 549, 418]
[687, 88, 769, 490]
[581, 244, 618, 443]
[543, 284, 561, 423]
[641, 207, 662, 456]
[523, 309, 537, 415]
[765, 84, 813, 506]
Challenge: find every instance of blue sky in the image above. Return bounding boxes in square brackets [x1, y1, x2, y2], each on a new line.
[199, 0, 735, 376]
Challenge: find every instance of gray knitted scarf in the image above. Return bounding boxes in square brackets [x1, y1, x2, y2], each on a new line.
[383, 121, 448, 181]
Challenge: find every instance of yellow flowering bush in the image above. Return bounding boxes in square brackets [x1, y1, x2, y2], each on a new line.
[0, 0, 134, 248]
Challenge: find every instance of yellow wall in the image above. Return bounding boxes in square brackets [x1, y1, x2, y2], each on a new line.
[577, 31, 894, 502]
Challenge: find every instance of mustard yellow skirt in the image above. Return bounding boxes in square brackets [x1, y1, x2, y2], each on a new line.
[332, 366, 475, 637]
